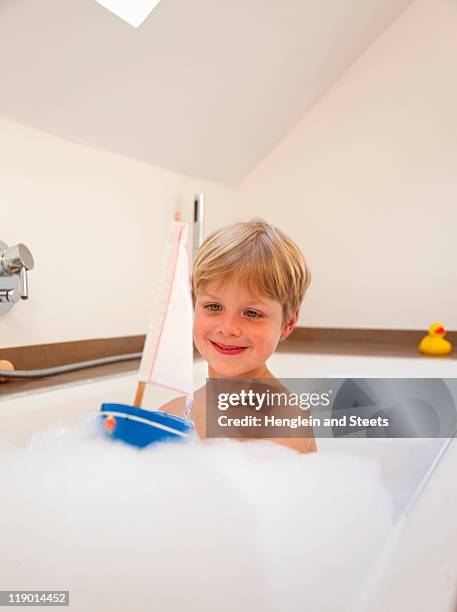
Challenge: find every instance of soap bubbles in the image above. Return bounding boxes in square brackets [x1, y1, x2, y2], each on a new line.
[0, 415, 393, 612]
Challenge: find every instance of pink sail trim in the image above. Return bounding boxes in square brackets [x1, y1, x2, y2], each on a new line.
[146, 223, 184, 387]
[148, 380, 191, 396]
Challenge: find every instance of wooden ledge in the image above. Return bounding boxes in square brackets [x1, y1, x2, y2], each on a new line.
[285, 327, 457, 358]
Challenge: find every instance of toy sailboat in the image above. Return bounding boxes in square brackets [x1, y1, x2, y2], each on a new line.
[100, 214, 196, 448]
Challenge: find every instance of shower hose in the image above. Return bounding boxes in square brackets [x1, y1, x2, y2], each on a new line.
[0, 353, 142, 379]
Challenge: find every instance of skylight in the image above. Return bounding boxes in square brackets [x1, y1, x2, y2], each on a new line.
[94, 0, 162, 28]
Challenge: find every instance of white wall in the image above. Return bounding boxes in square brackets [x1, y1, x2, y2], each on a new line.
[0, 115, 235, 348]
[3, 0, 457, 349]
[233, 0, 457, 330]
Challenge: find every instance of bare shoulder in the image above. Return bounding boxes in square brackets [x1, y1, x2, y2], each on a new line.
[160, 395, 186, 417]
[160, 386, 206, 418]
[190, 386, 206, 418]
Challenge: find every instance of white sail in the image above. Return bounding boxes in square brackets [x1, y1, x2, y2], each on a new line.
[138, 221, 193, 402]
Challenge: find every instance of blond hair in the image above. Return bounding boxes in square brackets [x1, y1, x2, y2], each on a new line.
[192, 219, 311, 321]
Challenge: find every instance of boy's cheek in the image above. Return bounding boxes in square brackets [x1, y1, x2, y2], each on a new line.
[193, 325, 210, 345]
[193, 313, 206, 336]
[193, 320, 211, 352]
[250, 333, 276, 356]
[261, 334, 283, 357]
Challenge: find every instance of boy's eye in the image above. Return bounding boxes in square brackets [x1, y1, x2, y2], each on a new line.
[244, 309, 263, 319]
[204, 303, 222, 312]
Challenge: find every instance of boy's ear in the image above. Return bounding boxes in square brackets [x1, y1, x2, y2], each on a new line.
[281, 310, 299, 340]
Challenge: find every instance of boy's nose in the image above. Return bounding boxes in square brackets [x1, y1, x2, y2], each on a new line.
[217, 318, 242, 337]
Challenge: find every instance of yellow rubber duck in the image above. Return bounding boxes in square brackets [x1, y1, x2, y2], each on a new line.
[419, 322, 453, 356]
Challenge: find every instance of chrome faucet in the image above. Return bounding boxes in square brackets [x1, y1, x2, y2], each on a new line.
[0, 241, 34, 314]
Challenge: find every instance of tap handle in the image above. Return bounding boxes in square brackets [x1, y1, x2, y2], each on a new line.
[19, 268, 29, 300]
[0, 243, 34, 274]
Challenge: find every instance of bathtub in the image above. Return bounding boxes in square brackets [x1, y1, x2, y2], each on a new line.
[0, 352, 456, 611]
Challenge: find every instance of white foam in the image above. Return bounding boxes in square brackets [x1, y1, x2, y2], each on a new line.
[0, 414, 394, 612]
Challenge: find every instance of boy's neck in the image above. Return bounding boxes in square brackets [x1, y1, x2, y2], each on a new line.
[208, 363, 274, 380]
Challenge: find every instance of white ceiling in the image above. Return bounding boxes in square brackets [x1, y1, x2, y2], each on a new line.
[0, 0, 412, 183]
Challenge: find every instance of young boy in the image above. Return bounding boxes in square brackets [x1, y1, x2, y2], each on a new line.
[167, 218, 316, 454]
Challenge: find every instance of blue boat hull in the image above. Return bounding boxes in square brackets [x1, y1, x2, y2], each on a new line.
[100, 403, 196, 448]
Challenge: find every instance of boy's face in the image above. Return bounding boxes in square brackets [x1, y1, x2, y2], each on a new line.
[193, 278, 297, 378]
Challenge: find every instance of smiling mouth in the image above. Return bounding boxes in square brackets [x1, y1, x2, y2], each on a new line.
[210, 340, 248, 355]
